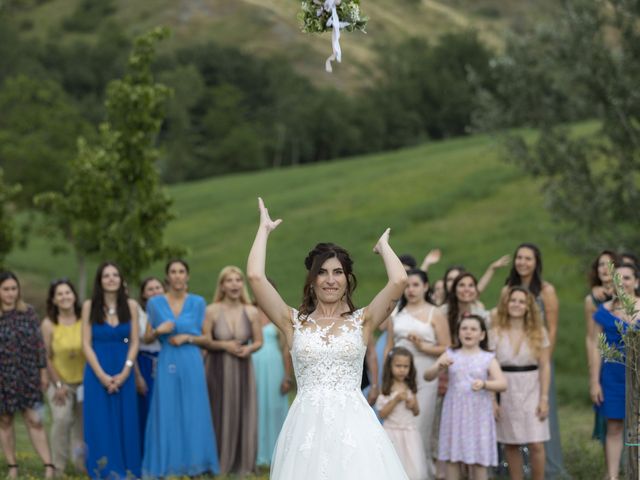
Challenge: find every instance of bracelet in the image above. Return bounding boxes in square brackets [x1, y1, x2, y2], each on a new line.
[125, 359, 134, 368]
[55, 381, 63, 389]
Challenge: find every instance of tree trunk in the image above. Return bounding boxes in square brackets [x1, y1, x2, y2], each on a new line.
[626, 334, 640, 480]
[77, 251, 87, 302]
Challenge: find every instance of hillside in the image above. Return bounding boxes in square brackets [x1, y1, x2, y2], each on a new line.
[11, 0, 559, 89]
[7, 129, 594, 404]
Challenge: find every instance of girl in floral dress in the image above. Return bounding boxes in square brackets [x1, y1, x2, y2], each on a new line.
[424, 314, 506, 480]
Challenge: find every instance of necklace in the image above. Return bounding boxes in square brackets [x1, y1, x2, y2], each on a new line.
[105, 305, 116, 316]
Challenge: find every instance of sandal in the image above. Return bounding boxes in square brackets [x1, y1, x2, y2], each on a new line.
[44, 463, 56, 479]
[6, 464, 17, 479]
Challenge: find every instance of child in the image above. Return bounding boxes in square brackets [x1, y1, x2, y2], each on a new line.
[376, 347, 428, 480]
[424, 314, 507, 480]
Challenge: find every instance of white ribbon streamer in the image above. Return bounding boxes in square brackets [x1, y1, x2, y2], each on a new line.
[319, 0, 350, 73]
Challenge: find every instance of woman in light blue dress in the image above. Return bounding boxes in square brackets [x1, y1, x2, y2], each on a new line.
[142, 259, 219, 478]
[252, 308, 292, 465]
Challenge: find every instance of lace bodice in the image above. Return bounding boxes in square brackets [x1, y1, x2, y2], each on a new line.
[291, 308, 366, 395]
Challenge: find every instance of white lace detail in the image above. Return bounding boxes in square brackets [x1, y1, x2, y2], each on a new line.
[292, 308, 366, 396]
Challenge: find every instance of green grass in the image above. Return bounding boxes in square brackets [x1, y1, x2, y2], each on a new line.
[0, 404, 604, 478]
[9, 128, 597, 407]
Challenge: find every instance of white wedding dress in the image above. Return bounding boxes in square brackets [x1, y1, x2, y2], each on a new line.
[271, 308, 409, 479]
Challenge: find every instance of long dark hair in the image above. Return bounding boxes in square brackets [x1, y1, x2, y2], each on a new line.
[0, 271, 27, 312]
[381, 346, 418, 395]
[47, 279, 81, 324]
[505, 243, 543, 297]
[588, 250, 619, 288]
[443, 264, 466, 296]
[89, 262, 131, 325]
[398, 268, 431, 311]
[452, 313, 490, 351]
[446, 272, 478, 339]
[299, 243, 357, 319]
[139, 276, 165, 310]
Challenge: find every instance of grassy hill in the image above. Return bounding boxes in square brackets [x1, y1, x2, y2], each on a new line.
[8, 128, 595, 405]
[11, 0, 559, 89]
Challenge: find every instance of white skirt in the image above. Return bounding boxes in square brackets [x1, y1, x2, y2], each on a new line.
[271, 388, 409, 480]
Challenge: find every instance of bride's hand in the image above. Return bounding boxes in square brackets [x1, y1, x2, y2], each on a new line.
[258, 197, 283, 233]
[373, 228, 390, 255]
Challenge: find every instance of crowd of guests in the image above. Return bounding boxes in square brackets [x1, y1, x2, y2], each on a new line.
[0, 260, 290, 479]
[0, 245, 638, 479]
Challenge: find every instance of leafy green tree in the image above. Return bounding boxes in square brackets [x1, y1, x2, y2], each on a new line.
[475, 0, 640, 257]
[0, 75, 92, 205]
[36, 27, 182, 296]
[0, 169, 21, 268]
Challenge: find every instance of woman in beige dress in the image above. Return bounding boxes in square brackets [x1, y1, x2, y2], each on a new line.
[490, 286, 550, 480]
[204, 266, 263, 475]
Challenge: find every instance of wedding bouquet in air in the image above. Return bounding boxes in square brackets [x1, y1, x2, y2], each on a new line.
[299, 0, 368, 72]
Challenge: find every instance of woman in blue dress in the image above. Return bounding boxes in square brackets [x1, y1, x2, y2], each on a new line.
[590, 262, 640, 480]
[142, 259, 219, 478]
[252, 306, 292, 466]
[82, 262, 141, 479]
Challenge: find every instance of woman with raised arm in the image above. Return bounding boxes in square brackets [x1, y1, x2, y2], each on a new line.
[247, 198, 409, 479]
[503, 243, 566, 478]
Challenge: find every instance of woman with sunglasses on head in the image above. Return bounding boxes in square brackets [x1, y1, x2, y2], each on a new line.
[0, 271, 55, 479]
[82, 262, 140, 479]
[503, 243, 566, 479]
[41, 279, 85, 475]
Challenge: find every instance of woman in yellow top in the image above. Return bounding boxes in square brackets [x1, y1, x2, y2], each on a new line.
[41, 279, 86, 474]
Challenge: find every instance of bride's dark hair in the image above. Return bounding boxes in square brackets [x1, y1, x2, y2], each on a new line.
[299, 243, 357, 320]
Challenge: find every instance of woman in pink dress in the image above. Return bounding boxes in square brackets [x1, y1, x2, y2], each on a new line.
[490, 286, 550, 480]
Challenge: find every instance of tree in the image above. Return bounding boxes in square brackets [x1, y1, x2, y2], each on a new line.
[36, 27, 182, 297]
[0, 169, 20, 268]
[0, 75, 92, 205]
[474, 0, 640, 258]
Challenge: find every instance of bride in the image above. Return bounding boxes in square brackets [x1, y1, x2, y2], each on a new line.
[247, 198, 409, 479]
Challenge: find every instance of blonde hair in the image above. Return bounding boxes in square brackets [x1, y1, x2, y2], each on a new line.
[213, 266, 252, 304]
[495, 286, 545, 357]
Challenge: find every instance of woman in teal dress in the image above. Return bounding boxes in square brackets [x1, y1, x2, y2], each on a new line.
[142, 259, 219, 478]
[82, 262, 140, 479]
[252, 307, 292, 466]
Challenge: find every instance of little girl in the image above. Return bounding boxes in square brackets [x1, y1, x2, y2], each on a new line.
[376, 347, 428, 480]
[424, 314, 507, 480]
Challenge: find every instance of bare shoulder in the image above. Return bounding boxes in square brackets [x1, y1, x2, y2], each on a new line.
[41, 317, 54, 333]
[205, 302, 221, 317]
[245, 304, 259, 320]
[127, 298, 140, 310]
[541, 281, 556, 294]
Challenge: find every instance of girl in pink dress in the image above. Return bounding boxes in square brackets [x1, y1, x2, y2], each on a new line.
[424, 314, 507, 480]
[376, 347, 428, 480]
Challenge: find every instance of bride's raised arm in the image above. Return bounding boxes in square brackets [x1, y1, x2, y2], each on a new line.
[363, 228, 408, 332]
[247, 198, 294, 341]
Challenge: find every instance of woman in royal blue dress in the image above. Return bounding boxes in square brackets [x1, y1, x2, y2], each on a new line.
[589, 262, 640, 480]
[82, 262, 141, 479]
[142, 259, 219, 478]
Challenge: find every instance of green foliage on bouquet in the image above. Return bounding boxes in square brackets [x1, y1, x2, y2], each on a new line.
[299, 0, 368, 34]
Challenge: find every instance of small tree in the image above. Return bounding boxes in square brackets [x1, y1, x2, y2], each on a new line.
[36, 27, 183, 297]
[0, 168, 20, 269]
[599, 264, 640, 479]
[474, 0, 640, 258]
